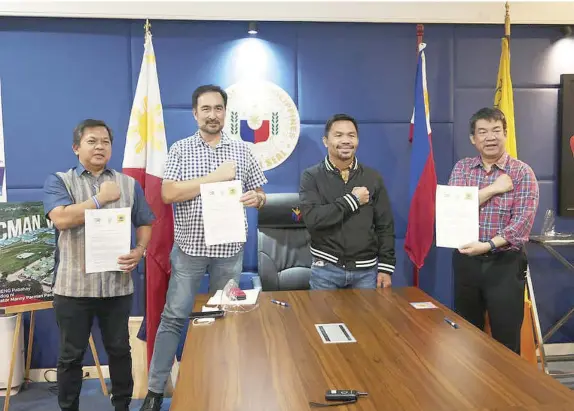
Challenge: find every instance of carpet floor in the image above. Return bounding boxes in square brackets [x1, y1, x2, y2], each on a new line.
[0, 379, 172, 411]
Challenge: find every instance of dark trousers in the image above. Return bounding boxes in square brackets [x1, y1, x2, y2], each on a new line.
[453, 249, 527, 354]
[53, 294, 133, 411]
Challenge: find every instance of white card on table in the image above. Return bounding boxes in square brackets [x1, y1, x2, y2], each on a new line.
[315, 323, 357, 344]
[410, 302, 438, 310]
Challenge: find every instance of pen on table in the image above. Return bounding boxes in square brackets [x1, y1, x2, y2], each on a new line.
[444, 317, 459, 329]
[271, 299, 289, 307]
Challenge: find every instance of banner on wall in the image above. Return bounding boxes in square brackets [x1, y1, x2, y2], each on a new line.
[224, 80, 300, 171]
[0, 202, 55, 308]
[0, 79, 7, 203]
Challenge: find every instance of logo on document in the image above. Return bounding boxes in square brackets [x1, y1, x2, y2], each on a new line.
[229, 187, 237, 196]
[291, 207, 302, 222]
[224, 80, 300, 171]
[117, 214, 126, 223]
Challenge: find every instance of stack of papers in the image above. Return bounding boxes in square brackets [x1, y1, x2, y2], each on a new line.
[206, 288, 261, 306]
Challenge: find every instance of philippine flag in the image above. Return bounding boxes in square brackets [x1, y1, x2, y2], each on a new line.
[404, 43, 437, 286]
[122, 30, 174, 368]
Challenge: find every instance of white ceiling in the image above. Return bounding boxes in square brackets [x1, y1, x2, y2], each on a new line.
[0, 1, 572, 25]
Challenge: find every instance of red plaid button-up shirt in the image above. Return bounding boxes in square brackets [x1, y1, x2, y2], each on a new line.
[448, 153, 539, 251]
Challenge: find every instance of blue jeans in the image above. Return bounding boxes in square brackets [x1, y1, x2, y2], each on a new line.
[310, 258, 377, 289]
[147, 243, 243, 394]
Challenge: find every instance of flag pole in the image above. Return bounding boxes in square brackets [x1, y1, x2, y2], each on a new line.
[504, 2, 510, 38]
[503, 1, 538, 367]
[416, 24, 424, 52]
[141, 19, 151, 318]
[413, 24, 424, 288]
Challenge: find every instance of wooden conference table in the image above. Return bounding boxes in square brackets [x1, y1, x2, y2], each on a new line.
[170, 287, 574, 411]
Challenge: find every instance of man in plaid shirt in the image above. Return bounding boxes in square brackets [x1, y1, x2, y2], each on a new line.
[448, 107, 539, 355]
[140, 84, 268, 411]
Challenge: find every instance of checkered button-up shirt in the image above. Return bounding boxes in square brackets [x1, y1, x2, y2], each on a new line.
[448, 153, 539, 251]
[163, 131, 268, 257]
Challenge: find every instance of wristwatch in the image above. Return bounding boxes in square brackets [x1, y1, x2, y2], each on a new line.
[487, 240, 496, 251]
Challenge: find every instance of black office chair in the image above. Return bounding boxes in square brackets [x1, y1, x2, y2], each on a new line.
[256, 193, 312, 291]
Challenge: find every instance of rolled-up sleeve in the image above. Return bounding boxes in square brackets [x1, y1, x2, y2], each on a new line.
[43, 174, 73, 219]
[131, 181, 156, 227]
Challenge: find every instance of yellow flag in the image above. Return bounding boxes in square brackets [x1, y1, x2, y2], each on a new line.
[494, 37, 517, 159]
[491, 31, 538, 366]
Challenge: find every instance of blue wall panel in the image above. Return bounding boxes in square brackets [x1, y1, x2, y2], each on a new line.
[133, 21, 299, 108]
[0, 18, 131, 186]
[297, 23, 454, 123]
[0, 17, 572, 370]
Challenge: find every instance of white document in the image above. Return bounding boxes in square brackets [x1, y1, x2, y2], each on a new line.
[84, 208, 131, 273]
[410, 302, 438, 310]
[435, 185, 479, 248]
[206, 288, 261, 306]
[315, 323, 357, 344]
[200, 180, 246, 246]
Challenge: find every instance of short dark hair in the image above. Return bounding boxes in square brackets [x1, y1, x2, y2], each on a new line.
[469, 107, 507, 135]
[73, 119, 113, 146]
[192, 84, 228, 110]
[324, 113, 359, 136]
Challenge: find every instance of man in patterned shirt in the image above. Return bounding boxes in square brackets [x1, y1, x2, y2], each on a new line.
[43, 119, 154, 411]
[448, 107, 539, 354]
[140, 84, 268, 411]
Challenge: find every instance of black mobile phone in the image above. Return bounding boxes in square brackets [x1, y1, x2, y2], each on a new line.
[189, 310, 225, 319]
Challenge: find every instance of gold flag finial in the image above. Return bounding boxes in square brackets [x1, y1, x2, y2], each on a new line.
[144, 19, 152, 36]
[504, 2, 511, 37]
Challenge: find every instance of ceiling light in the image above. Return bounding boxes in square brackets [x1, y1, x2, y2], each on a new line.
[248, 22, 258, 35]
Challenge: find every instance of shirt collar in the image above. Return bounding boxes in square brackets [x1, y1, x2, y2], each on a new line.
[470, 152, 509, 171]
[324, 155, 359, 172]
[192, 130, 232, 148]
[75, 162, 113, 176]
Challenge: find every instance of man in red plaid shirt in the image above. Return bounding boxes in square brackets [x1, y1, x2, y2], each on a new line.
[448, 107, 539, 354]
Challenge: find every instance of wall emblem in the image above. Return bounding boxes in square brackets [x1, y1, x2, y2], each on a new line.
[224, 80, 300, 171]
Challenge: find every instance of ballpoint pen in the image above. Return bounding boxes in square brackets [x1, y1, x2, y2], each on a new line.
[444, 317, 459, 329]
[271, 299, 289, 307]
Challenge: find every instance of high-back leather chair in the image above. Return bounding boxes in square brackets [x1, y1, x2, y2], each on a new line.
[257, 193, 312, 291]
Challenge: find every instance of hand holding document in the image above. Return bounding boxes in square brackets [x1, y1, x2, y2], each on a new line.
[200, 180, 246, 246]
[435, 185, 479, 248]
[85, 208, 131, 273]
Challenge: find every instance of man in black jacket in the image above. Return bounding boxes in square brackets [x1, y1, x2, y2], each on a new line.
[299, 113, 396, 289]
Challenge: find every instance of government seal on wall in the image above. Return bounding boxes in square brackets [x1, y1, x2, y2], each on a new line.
[224, 80, 300, 171]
